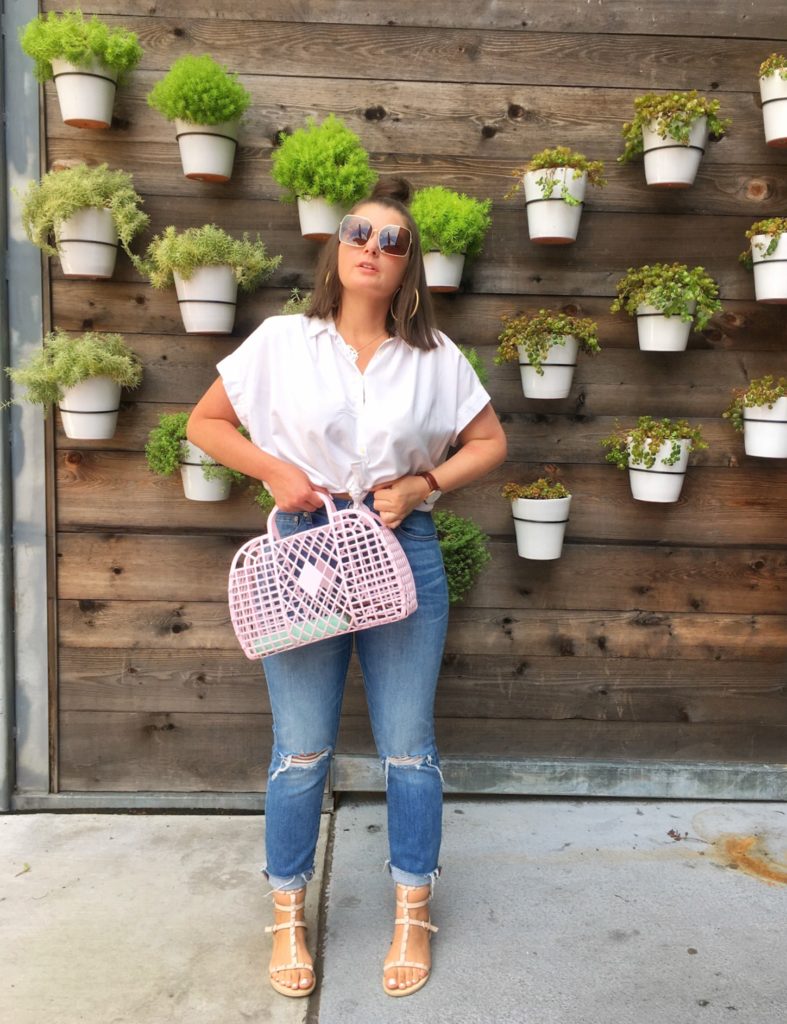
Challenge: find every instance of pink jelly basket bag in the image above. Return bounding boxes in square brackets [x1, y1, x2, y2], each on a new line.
[228, 494, 418, 659]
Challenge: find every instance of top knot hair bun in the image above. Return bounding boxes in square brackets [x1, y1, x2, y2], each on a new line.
[369, 176, 412, 205]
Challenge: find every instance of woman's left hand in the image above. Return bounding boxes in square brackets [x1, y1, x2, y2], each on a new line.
[371, 475, 429, 529]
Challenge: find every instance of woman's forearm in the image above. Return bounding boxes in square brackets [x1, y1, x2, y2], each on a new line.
[186, 414, 286, 483]
[431, 434, 507, 496]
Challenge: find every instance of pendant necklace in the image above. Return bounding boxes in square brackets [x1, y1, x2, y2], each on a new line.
[342, 329, 390, 364]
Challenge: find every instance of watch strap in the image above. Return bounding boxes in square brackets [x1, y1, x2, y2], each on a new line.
[419, 470, 440, 494]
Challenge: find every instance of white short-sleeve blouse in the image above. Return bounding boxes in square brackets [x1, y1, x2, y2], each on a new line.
[215, 313, 491, 509]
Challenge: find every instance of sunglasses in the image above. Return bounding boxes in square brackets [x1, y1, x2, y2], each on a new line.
[338, 214, 412, 257]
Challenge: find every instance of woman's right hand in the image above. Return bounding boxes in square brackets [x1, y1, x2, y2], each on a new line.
[266, 462, 328, 513]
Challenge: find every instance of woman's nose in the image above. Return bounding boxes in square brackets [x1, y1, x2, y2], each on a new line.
[363, 230, 380, 254]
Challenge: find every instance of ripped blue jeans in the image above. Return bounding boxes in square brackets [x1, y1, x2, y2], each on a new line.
[261, 495, 449, 891]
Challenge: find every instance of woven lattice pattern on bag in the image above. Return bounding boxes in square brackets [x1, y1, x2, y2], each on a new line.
[228, 496, 418, 659]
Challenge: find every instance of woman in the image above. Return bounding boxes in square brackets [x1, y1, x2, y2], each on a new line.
[187, 178, 507, 998]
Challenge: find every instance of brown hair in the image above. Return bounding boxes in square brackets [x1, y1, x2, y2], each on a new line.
[305, 177, 440, 350]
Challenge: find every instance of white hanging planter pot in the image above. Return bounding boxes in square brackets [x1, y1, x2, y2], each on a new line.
[423, 251, 465, 292]
[58, 376, 121, 439]
[760, 74, 787, 147]
[511, 495, 572, 560]
[173, 266, 238, 335]
[750, 234, 787, 303]
[180, 441, 232, 501]
[627, 439, 690, 503]
[518, 336, 579, 399]
[635, 301, 696, 352]
[50, 58, 118, 129]
[55, 207, 119, 279]
[523, 167, 586, 244]
[742, 398, 787, 458]
[641, 116, 708, 188]
[296, 196, 347, 241]
[174, 118, 239, 182]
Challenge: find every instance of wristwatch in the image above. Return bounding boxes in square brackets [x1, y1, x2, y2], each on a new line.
[418, 470, 442, 503]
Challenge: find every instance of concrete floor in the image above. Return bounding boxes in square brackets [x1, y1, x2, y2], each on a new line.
[3, 797, 787, 1024]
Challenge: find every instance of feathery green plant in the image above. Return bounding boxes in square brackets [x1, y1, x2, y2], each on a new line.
[140, 224, 281, 290]
[145, 410, 247, 485]
[19, 163, 148, 259]
[410, 186, 492, 257]
[458, 345, 488, 385]
[5, 329, 142, 409]
[433, 510, 491, 604]
[271, 114, 377, 205]
[147, 54, 250, 124]
[20, 9, 142, 82]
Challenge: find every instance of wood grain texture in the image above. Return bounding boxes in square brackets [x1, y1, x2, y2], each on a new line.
[57, 647, 787, 728]
[45, 141, 787, 218]
[56, 533, 787, 615]
[46, 196, 771, 301]
[58, 601, 787, 662]
[57, 710, 787, 792]
[32, 16, 783, 92]
[44, 75, 769, 164]
[47, 299, 787, 355]
[42, 1, 787, 40]
[55, 451, 787, 545]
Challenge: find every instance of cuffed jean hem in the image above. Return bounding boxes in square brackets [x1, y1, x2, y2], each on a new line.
[386, 859, 442, 890]
[262, 867, 315, 893]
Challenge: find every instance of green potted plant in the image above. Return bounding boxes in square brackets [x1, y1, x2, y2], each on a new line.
[501, 479, 571, 560]
[759, 54, 787, 147]
[504, 146, 606, 244]
[618, 91, 731, 187]
[147, 54, 251, 182]
[739, 218, 787, 303]
[271, 114, 378, 240]
[280, 288, 312, 315]
[458, 345, 488, 385]
[495, 309, 600, 399]
[5, 328, 142, 439]
[410, 186, 492, 292]
[602, 416, 708, 503]
[611, 263, 722, 352]
[723, 375, 787, 459]
[145, 411, 247, 501]
[140, 224, 281, 334]
[20, 9, 142, 129]
[433, 510, 491, 604]
[19, 162, 148, 279]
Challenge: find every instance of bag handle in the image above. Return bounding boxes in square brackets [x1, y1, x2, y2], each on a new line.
[267, 491, 337, 542]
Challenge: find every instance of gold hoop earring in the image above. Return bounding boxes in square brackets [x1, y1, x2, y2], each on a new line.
[390, 287, 403, 322]
[409, 288, 420, 320]
[324, 271, 332, 287]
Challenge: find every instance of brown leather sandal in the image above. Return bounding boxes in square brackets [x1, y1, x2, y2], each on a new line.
[264, 888, 316, 998]
[382, 884, 439, 997]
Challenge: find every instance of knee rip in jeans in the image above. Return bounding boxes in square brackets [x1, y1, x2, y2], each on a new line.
[383, 753, 445, 788]
[271, 747, 332, 782]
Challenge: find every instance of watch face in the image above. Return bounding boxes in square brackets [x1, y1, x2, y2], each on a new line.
[427, 489, 441, 502]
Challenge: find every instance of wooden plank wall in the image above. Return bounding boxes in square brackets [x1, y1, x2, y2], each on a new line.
[41, 1, 787, 793]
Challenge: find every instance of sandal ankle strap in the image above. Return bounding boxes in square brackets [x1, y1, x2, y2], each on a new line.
[394, 917, 438, 933]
